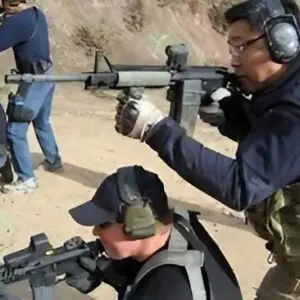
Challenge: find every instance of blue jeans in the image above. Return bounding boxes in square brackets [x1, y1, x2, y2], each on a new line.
[7, 69, 61, 181]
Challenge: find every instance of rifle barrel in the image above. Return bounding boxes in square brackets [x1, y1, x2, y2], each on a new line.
[4, 74, 90, 84]
[4, 68, 228, 87]
[4, 71, 172, 88]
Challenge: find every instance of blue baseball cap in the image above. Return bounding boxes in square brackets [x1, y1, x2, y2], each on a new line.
[69, 166, 169, 226]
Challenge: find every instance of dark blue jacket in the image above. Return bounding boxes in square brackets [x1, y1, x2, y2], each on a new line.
[146, 59, 300, 211]
[0, 7, 51, 72]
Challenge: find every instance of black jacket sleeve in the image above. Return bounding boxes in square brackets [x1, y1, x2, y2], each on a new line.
[146, 107, 300, 211]
[217, 94, 252, 142]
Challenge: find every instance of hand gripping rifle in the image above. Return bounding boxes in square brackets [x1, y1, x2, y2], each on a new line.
[4, 44, 235, 136]
[0, 233, 105, 300]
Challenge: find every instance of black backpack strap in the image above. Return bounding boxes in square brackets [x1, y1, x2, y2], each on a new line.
[122, 208, 208, 300]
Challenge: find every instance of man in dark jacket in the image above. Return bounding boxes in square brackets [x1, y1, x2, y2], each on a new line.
[114, 0, 300, 299]
[0, 0, 62, 194]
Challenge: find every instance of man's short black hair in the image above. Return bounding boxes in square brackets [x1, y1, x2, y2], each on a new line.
[225, 0, 300, 27]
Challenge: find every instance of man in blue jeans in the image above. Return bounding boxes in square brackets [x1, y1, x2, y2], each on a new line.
[0, 0, 62, 193]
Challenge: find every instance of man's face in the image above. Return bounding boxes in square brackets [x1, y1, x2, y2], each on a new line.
[227, 19, 286, 93]
[92, 223, 142, 260]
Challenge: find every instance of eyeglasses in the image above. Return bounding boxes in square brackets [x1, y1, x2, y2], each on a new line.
[97, 222, 113, 229]
[228, 34, 265, 56]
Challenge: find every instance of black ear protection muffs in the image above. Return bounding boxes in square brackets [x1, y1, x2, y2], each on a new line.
[248, 0, 300, 63]
[116, 166, 156, 239]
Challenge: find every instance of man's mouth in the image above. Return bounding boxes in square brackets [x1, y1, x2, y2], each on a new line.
[233, 74, 250, 94]
[236, 75, 248, 85]
[236, 73, 246, 79]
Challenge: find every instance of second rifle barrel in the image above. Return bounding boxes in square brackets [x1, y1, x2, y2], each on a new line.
[4, 74, 89, 84]
[4, 71, 173, 87]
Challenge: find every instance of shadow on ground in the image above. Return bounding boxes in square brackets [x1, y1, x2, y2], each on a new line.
[170, 199, 253, 234]
[31, 152, 252, 233]
[32, 153, 107, 189]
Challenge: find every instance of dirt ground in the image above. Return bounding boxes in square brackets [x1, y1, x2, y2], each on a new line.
[0, 84, 272, 300]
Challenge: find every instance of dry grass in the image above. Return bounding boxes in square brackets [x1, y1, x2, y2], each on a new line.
[72, 20, 118, 57]
[156, 0, 203, 15]
[155, 0, 242, 33]
[156, 0, 181, 8]
[207, 0, 243, 35]
[70, 0, 241, 59]
[122, 0, 147, 32]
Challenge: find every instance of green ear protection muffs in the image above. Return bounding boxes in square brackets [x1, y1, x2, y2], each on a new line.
[116, 166, 156, 239]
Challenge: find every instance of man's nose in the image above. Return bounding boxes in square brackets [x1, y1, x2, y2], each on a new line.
[228, 46, 241, 68]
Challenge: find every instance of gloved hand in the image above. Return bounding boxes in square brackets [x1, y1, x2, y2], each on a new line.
[64, 255, 110, 294]
[115, 88, 164, 141]
[198, 87, 231, 126]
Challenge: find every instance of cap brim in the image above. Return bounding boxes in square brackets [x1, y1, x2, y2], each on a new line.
[69, 200, 116, 226]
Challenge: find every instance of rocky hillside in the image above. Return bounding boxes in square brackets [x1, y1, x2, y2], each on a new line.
[0, 0, 237, 75]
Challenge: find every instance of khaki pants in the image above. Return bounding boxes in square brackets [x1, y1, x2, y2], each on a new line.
[256, 263, 300, 300]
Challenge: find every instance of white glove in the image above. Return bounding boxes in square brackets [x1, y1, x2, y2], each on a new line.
[211, 87, 232, 101]
[115, 90, 164, 141]
[198, 87, 231, 126]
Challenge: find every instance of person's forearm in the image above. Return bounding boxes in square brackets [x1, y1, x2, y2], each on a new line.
[145, 118, 250, 210]
[146, 117, 281, 211]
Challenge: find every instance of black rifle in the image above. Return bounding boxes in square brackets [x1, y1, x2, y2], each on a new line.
[0, 233, 105, 300]
[4, 44, 234, 136]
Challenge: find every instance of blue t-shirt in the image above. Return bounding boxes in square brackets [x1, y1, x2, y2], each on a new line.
[0, 7, 52, 72]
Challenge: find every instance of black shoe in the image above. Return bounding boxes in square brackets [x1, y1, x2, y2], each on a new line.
[0, 156, 13, 183]
[42, 159, 64, 173]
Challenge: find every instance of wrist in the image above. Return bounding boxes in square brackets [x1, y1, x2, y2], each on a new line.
[141, 115, 164, 142]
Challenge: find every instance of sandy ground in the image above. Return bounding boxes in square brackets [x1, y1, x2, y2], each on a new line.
[0, 85, 271, 300]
